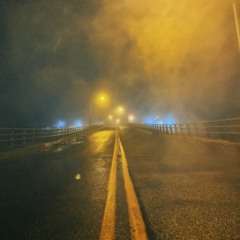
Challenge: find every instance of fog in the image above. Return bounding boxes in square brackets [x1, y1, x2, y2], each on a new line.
[90, 0, 240, 121]
[0, 0, 239, 127]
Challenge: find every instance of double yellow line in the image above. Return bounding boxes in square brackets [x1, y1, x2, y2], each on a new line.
[99, 130, 148, 240]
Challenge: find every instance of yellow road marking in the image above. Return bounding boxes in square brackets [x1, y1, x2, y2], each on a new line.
[117, 131, 148, 240]
[99, 131, 118, 240]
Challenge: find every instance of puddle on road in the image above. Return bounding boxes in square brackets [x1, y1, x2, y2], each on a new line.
[91, 155, 111, 174]
[51, 140, 84, 153]
[51, 146, 64, 153]
[72, 140, 84, 144]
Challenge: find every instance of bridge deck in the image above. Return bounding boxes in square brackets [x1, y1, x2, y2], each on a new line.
[0, 127, 240, 239]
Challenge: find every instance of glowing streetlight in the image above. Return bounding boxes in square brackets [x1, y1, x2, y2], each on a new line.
[97, 94, 107, 104]
[108, 115, 113, 120]
[89, 93, 108, 125]
[116, 105, 125, 115]
[128, 115, 135, 122]
[116, 118, 120, 124]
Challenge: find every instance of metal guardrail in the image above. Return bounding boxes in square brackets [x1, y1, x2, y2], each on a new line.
[130, 118, 240, 142]
[0, 125, 102, 152]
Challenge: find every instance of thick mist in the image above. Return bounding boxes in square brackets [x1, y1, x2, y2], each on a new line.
[90, 0, 240, 121]
[0, 0, 239, 127]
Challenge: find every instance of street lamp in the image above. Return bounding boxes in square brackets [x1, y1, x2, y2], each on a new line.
[89, 93, 108, 125]
[128, 115, 135, 123]
[233, 1, 240, 52]
[116, 106, 125, 115]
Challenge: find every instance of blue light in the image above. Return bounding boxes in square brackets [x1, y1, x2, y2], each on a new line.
[144, 115, 178, 125]
[55, 120, 65, 128]
[73, 120, 82, 127]
[159, 116, 178, 124]
[143, 116, 155, 124]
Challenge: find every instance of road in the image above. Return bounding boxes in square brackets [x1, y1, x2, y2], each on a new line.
[0, 127, 240, 239]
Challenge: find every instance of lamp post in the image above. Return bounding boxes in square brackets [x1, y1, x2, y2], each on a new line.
[89, 94, 107, 126]
[233, 1, 240, 52]
[128, 114, 135, 123]
[115, 105, 129, 125]
[89, 102, 93, 126]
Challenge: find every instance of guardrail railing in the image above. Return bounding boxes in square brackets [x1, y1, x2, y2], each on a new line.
[0, 125, 102, 152]
[130, 118, 240, 142]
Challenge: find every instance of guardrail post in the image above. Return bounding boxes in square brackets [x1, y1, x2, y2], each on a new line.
[174, 124, 177, 134]
[169, 125, 173, 134]
[32, 129, 35, 144]
[23, 131, 26, 145]
[186, 123, 191, 136]
[204, 122, 209, 139]
[179, 124, 183, 135]
[42, 129, 45, 143]
[165, 124, 168, 134]
[57, 129, 60, 142]
[61, 129, 64, 143]
[11, 131, 15, 149]
[195, 123, 199, 136]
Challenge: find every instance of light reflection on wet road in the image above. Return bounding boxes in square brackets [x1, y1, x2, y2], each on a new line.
[119, 127, 240, 240]
[0, 127, 240, 239]
[0, 130, 114, 240]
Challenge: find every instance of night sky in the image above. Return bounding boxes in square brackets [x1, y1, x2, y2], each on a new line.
[1, 0, 240, 127]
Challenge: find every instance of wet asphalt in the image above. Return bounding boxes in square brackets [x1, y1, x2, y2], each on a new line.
[0, 130, 115, 240]
[1, 127, 240, 239]
[119, 127, 240, 240]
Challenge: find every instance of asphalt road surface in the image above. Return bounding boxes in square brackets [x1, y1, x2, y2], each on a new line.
[1, 127, 240, 239]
